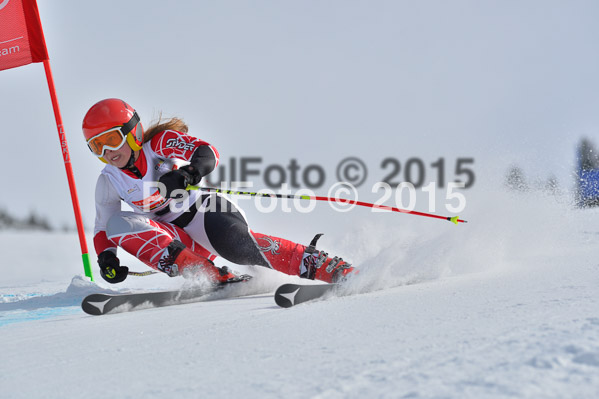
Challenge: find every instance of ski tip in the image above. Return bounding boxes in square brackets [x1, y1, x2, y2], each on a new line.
[274, 284, 300, 308]
[81, 294, 111, 316]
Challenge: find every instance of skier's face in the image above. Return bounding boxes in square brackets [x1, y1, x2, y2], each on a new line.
[104, 144, 134, 168]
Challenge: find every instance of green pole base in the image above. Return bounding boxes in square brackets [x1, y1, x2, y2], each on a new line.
[82, 252, 94, 282]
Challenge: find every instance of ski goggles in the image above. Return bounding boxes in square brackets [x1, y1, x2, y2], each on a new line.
[87, 112, 140, 157]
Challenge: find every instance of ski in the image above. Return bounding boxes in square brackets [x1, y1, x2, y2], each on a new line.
[82, 276, 251, 316]
[274, 283, 338, 308]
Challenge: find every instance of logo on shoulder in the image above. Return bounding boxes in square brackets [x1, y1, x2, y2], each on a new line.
[166, 138, 195, 151]
[127, 185, 140, 195]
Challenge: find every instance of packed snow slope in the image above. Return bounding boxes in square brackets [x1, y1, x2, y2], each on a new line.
[1, 187, 598, 399]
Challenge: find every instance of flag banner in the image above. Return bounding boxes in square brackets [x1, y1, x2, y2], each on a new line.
[0, 0, 93, 280]
[0, 0, 48, 71]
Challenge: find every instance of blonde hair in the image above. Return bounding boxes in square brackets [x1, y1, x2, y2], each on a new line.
[143, 112, 189, 143]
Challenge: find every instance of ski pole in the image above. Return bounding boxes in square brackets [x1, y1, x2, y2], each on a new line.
[187, 185, 467, 224]
[128, 270, 159, 277]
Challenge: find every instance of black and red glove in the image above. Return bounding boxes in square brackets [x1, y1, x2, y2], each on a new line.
[158, 165, 202, 199]
[98, 250, 129, 284]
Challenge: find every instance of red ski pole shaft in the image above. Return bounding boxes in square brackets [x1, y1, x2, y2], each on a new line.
[312, 196, 467, 224]
[188, 186, 467, 224]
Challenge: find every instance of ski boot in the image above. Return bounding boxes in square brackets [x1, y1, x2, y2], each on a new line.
[300, 234, 355, 283]
[158, 240, 245, 284]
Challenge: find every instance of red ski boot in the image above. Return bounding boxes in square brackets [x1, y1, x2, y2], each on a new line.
[300, 234, 355, 283]
[252, 232, 355, 283]
[158, 240, 240, 283]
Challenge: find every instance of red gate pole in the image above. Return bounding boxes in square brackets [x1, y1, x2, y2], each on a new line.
[41, 60, 94, 281]
[30, 4, 94, 281]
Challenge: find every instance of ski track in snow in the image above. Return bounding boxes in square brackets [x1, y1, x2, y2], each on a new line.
[1, 189, 599, 398]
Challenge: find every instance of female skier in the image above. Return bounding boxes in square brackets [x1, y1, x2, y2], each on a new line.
[83, 98, 354, 285]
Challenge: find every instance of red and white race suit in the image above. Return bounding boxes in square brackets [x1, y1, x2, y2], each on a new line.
[93, 129, 353, 282]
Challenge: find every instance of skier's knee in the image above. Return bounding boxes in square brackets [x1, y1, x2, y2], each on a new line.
[106, 212, 150, 237]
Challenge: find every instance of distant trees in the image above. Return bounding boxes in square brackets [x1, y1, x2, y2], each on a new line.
[504, 165, 561, 195]
[579, 138, 599, 171]
[0, 208, 55, 231]
[504, 165, 529, 192]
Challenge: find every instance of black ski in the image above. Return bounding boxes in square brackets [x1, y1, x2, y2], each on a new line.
[274, 283, 337, 308]
[82, 276, 251, 316]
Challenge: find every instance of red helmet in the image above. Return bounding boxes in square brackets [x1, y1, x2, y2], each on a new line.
[82, 98, 143, 161]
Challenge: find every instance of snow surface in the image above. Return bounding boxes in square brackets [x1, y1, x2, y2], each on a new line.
[1, 189, 599, 399]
